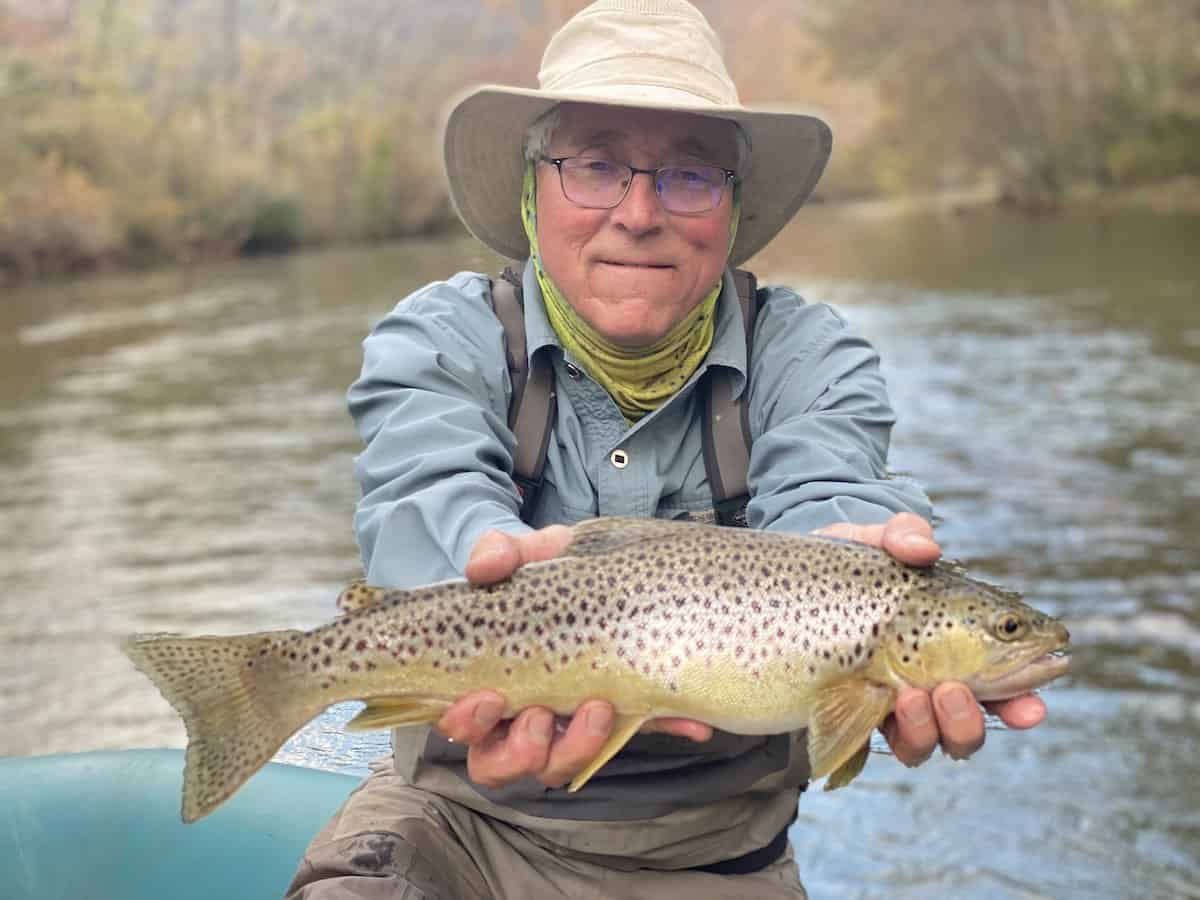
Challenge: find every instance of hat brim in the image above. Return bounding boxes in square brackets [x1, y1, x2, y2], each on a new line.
[442, 85, 832, 268]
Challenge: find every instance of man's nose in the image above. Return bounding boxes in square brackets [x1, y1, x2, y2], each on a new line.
[611, 170, 665, 233]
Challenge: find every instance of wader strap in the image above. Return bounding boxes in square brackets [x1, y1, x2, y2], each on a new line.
[491, 267, 758, 526]
[489, 268, 556, 522]
[701, 268, 758, 527]
[687, 813, 793, 875]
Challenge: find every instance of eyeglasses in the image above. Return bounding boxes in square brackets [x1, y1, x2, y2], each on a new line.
[539, 155, 736, 216]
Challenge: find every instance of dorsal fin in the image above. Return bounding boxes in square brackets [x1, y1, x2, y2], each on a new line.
[336, 578, 391, 614]
[566, 516, 703, 558]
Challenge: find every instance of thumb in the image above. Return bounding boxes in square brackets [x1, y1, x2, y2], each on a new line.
[466, 530, 521, 585]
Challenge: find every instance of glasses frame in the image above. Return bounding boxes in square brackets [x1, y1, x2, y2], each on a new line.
[539, 155, 738, 216]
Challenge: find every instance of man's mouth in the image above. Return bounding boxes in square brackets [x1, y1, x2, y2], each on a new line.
[598, 260, 673, 269]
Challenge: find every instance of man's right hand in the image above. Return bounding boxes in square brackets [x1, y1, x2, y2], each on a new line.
[435, 526, 711, 790]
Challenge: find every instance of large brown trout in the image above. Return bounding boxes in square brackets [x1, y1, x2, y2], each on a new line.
[123, 517, 1070, 822]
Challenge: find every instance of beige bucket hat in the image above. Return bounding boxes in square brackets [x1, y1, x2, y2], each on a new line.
[442, 0, 832, 269]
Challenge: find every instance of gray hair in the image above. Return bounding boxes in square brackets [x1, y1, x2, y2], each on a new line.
[521, 104, 751, 175]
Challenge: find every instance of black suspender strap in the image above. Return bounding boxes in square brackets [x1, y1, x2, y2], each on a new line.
[491, 267, 758, 527]
[489, 268, 556, 522]
[687, 812, 794, 875]
[701, 268, 759, 527]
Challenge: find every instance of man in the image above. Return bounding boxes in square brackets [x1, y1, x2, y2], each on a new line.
[288, 2, 1046, 896]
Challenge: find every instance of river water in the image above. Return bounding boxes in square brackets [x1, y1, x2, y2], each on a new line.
[2, 208, 1197, 898]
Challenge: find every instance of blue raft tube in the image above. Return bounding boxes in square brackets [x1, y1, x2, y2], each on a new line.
[0, 749, 358, 900]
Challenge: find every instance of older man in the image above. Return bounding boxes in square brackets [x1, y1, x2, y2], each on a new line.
[288, 2, 1045, 897]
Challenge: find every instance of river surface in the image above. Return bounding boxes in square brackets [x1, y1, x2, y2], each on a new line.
[2, 207, 1198, 899]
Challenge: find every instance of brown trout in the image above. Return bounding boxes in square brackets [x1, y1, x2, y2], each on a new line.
[123, 517, 1070, 822]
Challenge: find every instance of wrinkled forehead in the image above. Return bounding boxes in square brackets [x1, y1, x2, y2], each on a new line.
[551, 103, 740, 166]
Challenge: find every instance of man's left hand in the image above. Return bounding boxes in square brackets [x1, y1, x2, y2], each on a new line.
[816, 512, 1047, 766]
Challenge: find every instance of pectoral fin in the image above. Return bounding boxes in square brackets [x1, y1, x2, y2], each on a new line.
[808, 676, 894, 786]
[345, 696, 451, 731]
[567, 713, 649, 792]
[824, 742, 870, 791]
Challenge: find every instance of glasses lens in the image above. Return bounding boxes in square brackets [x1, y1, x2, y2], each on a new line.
[657, 165, 727, 214]
[559, 157, 627, 208]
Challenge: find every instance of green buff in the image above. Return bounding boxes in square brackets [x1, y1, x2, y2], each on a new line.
[520, 163, 740, 424]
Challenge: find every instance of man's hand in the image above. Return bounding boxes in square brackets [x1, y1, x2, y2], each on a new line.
[817, 512, 1047, 766]
[436, 526, 712, 790]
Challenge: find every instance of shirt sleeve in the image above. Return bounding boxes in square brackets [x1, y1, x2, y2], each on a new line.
[348, 272, 532, 588]
[745, 289, 933, 534]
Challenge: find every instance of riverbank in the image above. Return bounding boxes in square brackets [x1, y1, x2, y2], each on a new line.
[821, 176, 1200, 221]
[4, 180, 1199, 289]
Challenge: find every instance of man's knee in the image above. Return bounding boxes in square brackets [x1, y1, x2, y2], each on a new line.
[286, 827, 487, 900]
[286, 830, 439, 899]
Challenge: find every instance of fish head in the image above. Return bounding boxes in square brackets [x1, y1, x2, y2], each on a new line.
[880, 577, 1070, 701]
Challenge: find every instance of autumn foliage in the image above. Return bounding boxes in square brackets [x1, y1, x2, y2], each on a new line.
[2, 0, 1197, 281]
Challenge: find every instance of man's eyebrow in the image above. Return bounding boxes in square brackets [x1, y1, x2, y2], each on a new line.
[569, 130, 717, 160]
[671, 136, 716, 159]
[572, 128, 625, 147]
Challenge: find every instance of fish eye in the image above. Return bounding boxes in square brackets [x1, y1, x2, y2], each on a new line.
[992, 611, 1028, 641]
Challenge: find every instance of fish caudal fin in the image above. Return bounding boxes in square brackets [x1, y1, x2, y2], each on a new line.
[807, 675, 894, 789]
[122, 630, 322, 823]
[568, 713, 649, 792]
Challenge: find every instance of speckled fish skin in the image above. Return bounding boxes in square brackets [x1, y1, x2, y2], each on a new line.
[122, 516, 1070, 823]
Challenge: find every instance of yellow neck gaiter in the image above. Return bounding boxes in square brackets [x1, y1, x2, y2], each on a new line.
[521, 163, 739, 424]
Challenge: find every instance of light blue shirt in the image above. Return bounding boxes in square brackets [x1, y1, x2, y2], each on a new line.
[349, 261, 932, 588]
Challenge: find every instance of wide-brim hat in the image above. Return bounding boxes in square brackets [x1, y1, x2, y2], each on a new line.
[442, 0, 832, 269]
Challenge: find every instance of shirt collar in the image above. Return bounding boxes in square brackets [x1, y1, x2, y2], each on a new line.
[520, 259, 749, 398]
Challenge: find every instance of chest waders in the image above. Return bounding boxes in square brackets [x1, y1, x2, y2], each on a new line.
[489, 266, 762, 528]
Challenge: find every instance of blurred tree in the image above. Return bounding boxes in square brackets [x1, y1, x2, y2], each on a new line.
[1, 0, 1197, 281]
[809, 0, 1200, 205]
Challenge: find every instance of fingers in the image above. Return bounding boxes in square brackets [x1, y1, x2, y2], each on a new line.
[438, 697, 610, 790]
[440, 695, 713, 790]
[532, 702, 616, 788]
[815, 513, 940, 567]
[464, 700, 616, 790]
[640, 717, 714, 743]
[465, 706, 556, 788]
[883, 687, 938, 767]
[436, 690, 507, 744]
[880, 513, 941, 567]
[883, 683, 986, 766]
[984, 693, 1047, 730]
[465, 525, 574, 585]
[930, 682, 986, 759]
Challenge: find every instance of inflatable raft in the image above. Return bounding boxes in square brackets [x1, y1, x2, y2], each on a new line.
[0, 749, 358, 900]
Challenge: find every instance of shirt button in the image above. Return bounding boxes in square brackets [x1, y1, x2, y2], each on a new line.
[564, 362, 583, 380]
[610, 449, 629, 469]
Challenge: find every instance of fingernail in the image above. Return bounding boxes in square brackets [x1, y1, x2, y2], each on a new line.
[473, 698, 502, 729]
[529, 712, 553, 745]
[472, 545, 506, 565]
[939, 689, 972, 721]
[900, 703, 931, 728]
[902, 534, 936, 551]
[585, 706, 613, 737]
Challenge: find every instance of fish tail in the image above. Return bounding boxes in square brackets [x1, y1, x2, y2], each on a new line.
[122, 629, 320, 823]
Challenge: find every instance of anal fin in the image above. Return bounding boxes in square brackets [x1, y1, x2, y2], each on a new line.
[567, 713, 649, 792]
[808, 676, 894, 785]
[345, 696, 451, 731]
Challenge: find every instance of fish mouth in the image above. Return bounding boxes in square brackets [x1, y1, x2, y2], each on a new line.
[970, 649, 1071, 702]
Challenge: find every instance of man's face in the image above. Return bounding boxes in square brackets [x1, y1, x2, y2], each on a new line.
[536, 104, 738, 348]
